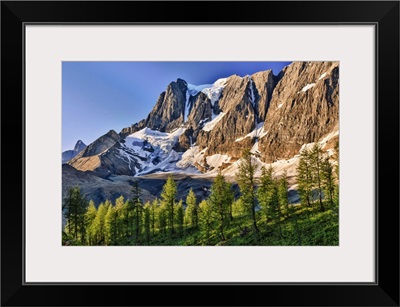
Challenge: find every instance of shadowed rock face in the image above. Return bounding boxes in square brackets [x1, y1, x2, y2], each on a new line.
[252, 70, 279, 121]
[195, 75, 258, 158]
[142, 78, 188, 132]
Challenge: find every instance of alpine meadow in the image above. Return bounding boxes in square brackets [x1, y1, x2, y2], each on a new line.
[62, 61, 339, 246]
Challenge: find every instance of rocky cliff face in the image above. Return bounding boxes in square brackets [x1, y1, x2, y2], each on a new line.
[259, 61, 339, 162]
[143, 78, 188, 132]
[67, 61, 339, 177]
[195, 75, 262, 159]
[120, 79, 188, 137]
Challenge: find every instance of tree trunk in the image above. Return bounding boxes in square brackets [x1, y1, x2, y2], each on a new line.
[316, 156, 324, 211]
[135, 205, 140, 244]
[170, 202, 174, 235]
[219, 201, 225, 240]
[74, 205, 78, 240]
[317, 179, 324, 211]
[252, 201, 259, 233]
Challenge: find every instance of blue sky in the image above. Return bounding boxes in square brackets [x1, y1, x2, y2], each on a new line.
[62, 61, 291, 151]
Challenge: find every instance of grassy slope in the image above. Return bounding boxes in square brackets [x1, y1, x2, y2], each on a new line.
[142, 202, 339, 246]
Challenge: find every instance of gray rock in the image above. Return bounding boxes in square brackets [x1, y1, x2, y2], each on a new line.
[81, 130, 120, 157]
[62, 140, 86, 163]
[143, 78, 188, 132]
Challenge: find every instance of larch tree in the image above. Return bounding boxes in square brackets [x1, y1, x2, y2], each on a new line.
[296, 148, 314, 207]
[150, 198, 159, 236]
[236, 149, 259, 233]
[257, 166, 275, 225]
[114, 195, 126, 243]
[185, 188, 198, 228]
[271, 184, 284, 238]
[130, 180, 143, 245]
[63, 187, 89, 243]
[224, 180, 235, 222]
[85, 200, 97, 245]
[105, 204, 118, 245]
[161, 176, 177, 236]
[321, 157, 335, 206]
[198, 200, 213, 245]
[175, 200, 184, 237]
[158, 204, 167, 236]
[309, 144, 324, 211]
[277, 171, 290, 217]
[333, 140, 339, 209]
[143, 202, 151, 244]
[209, 173, 230, 241]
[91, 201, 109, 245]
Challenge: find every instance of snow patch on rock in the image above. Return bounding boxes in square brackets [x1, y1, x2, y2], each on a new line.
[202, 112, 226, 132]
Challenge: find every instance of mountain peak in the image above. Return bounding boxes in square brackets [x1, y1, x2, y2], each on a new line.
[176, 78, 187, 85]
[62, 139, 87, 164]
[73, 140, 86, 152]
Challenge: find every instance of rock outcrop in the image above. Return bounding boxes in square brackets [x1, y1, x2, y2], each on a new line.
[68, 130, 120, 173]
[62, 140, 86, 163]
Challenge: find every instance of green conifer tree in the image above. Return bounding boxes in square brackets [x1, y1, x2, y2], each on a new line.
[277, 171, 290, 217]
[150, 198, 158, 236]
[63, 187, 89, 243]
[310, 144, 325, 211]
[105, 204, 118, 245]
[85, 200, 97, 245]
[321, 157, 335, 206]
[198, 200, 213, 245]
[236, 149, 259, 233]
[257, 166, 275, 225]
[175, 200, 184, 237]
[114, 196, 126, 243]
[209, 173, 232, 240]
[161, 176, 177, 236]
[143, 202, 151, 244]
[297, 148, 313, 207]
[91, 202, 109, 245]
[185, 188, 198, 228]
[130, 181, 143, 245]
[158, 204, 167, 236]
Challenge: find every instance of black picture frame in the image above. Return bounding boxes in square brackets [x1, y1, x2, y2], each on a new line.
[1, 1, 399, 306]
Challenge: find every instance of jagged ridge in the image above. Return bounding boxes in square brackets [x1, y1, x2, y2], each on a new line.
[67, 61, 339, 177]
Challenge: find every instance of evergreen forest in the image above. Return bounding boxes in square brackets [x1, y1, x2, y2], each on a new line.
[62, 143, 339, 246]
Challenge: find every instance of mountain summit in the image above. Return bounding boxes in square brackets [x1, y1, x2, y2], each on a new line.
[62, 140, 87, 163]
[67, 61, 338, 181]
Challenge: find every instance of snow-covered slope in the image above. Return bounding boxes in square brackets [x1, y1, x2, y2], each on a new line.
[184, 78, 228, 124]
[114, 127, 200, 175]
[187, 78, 227, 106]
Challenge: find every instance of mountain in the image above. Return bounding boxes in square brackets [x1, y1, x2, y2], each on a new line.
[62, 140, 86, 163]
[64, 61, 339, 205]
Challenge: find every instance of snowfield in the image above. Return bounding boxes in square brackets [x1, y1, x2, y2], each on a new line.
[187, 77, 228, 106]
[184, 78, 228, 128]
[115, 123, 338, 182]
